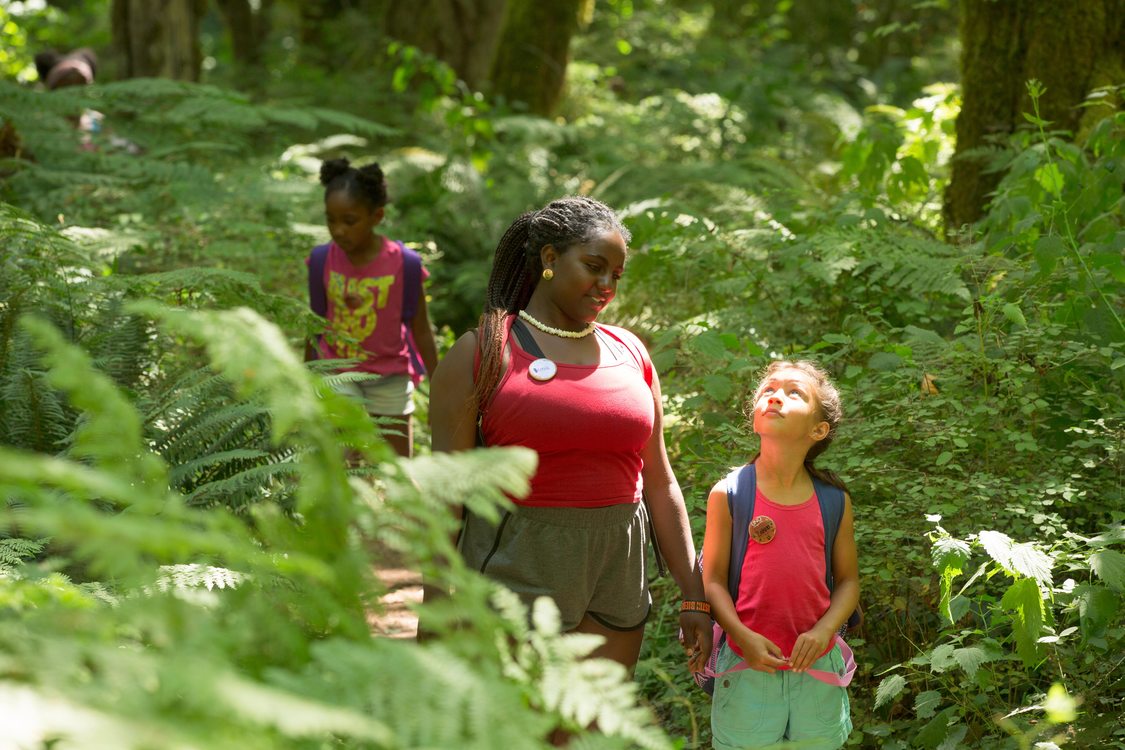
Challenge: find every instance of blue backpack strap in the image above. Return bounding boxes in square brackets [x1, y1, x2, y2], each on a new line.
[308, 243, 331, 317]
[399, 241, 422, 323]
[725, 464, 757, 600]
[397, 241, 427, 381]
[811, 478, 846, 592]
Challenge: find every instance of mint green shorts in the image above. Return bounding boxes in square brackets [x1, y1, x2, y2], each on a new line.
[711, 640, 852, 750]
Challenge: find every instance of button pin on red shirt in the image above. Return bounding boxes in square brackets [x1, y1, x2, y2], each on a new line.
[749, 515, 776, 544]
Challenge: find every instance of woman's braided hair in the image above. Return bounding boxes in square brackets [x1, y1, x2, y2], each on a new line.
[319, 158, 388, 209]
[473, 196, 631, 410]
[747, 359, 848, 492]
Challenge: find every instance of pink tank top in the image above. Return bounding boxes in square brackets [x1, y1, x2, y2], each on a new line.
[481, 319, 655, 508]
[730, 488, 832, 662]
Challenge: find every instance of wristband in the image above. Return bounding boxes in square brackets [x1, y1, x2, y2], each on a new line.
[680, 600, 711, 616]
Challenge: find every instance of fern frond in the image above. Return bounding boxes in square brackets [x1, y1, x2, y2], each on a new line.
[0, 537, 45, 571]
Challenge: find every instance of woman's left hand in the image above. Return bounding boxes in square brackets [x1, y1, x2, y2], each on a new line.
[679, 611, 713, 673]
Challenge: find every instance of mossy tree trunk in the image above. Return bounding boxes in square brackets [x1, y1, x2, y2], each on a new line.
[944, 0, 1125, 231]
[488, 0, 585, 116]
[111, 0, 206, 81]
[382, 0, 509, 90]
[215, 0, 273, 69]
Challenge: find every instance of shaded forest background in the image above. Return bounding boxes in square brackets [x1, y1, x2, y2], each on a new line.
[1, 0, 1122, 748]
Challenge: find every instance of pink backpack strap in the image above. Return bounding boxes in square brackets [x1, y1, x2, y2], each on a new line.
[705, 634, 855, 687]
[806, 635, 856, 687]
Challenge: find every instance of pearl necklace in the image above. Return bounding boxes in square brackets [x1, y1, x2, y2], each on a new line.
[518, 310, 596, 339]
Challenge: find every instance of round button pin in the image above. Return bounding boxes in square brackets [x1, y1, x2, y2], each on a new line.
[528, 358, 558, 382]
[749, 515, 776, 544]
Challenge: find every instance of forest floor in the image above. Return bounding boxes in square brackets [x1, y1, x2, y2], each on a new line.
[367, 567, 422, 640]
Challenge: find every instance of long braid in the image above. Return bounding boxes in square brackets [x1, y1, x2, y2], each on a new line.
[473, 196, 630, 411]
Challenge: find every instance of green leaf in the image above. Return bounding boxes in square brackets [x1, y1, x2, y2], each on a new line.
[978, 530, 1014, 570]
[1034, 162, 1065, 197]
[914, 690, 941, 719]
[935, 451, 953, 466]
[691, 330, 727, 360]
[932, 536, 970, 623]
[868, 351, 903, 371]
[874, 674, 906, 709]
[1000, 577, 1045, 666]
[1009, 542, 1053, 586]
[1033, 235, 1066, 275]
[1089, 549, 1125, 591]
[930, 644, 956, 673]
[1001, 303, 1027, 328]
[914, 706, 958, 750]
[702, 374, 733, 403]
[951, 646, 988, 679]
[822, 333, 850, 344]
[1076, 584, 1119, 639]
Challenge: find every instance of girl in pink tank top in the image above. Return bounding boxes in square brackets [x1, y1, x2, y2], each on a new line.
[427, 197, 713, 681]
[701, 360, 860, 750]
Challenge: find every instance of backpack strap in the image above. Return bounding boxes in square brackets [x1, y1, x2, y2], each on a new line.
[399, 241, 422, 323]
[307, 243, 331, 317]
[725, 464, 757, 600]
[812, 477, 846, 592]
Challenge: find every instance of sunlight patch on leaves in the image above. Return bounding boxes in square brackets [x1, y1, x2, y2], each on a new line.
[1089, 549, 1125, 591]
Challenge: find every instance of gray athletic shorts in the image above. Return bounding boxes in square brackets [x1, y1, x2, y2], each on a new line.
[459, 501, 652, 631]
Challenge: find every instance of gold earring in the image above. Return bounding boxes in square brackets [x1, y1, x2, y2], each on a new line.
[542, 268, 554, 280]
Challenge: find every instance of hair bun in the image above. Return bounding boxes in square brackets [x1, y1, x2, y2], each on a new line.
[319, 158, 352, 187]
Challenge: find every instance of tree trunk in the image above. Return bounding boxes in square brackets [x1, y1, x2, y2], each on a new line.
[111, 0, 206, 81]
[944, 0, 1124, 231]
[382, 0, 508, 90]
[489, 0, 582, 116]
[216, 0, 273, 68]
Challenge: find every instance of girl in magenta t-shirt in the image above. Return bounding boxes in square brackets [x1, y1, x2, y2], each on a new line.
[306, 159, 438, 457]
[702, 361, 860, 750]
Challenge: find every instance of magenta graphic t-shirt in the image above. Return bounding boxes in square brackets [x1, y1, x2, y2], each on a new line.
[309, 237, 428, 375]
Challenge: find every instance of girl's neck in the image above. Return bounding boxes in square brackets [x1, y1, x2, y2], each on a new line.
[754, 441, 811, 490]
[343, 235, 381, 266]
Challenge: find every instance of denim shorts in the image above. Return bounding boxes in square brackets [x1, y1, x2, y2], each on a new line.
[458, 501, 651, 631]
[711, 640, 852, 750]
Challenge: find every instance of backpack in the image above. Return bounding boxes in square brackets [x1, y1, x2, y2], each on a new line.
[692, 463, 859, 694]
[307, 241, 426, 384]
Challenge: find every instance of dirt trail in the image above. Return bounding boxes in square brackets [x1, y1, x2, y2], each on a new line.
[367, 567, 422, 639]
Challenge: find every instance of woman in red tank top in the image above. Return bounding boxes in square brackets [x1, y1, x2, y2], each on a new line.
[428, 197, 711, 678]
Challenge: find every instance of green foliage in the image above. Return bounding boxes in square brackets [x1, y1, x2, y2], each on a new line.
[2, 5, 1123, 747]
[0, 294, 671, 747]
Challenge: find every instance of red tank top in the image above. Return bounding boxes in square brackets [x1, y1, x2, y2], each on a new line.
[730, 488, 832, 662]
[480, 319, 655, 508]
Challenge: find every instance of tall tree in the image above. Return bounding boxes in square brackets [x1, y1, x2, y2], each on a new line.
[944, 0, 1125, 231]
[216, 0, 274, 69]
[489, 0, 587, 116]
[382, 0, 509, 90]
[111, 0, 207, 81]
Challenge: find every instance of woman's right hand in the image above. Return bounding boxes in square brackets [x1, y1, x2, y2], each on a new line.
[730, 627, 788, 673]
